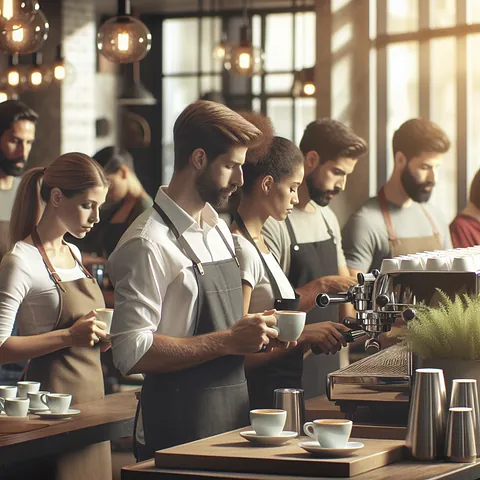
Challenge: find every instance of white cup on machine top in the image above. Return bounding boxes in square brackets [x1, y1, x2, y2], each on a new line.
[304, 419, 353, 448]
[425, 256, 451, 272]
[273, 311, 306, 342]
[0, 385, 17, 399]
[17, 381, 40, 397]
[28, 390, 50, 409]
[41, 393, 72, 413]
[0, 397, 30, 417]
[249, 409, 287, 436]
[451, 256, 476, 272]
[94, 308, 114, 342]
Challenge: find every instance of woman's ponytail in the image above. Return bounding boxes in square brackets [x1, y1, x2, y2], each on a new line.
[9, 167, 45, 248]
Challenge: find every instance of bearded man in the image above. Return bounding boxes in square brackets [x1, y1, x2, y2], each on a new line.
[342, 118, 452, 275]
[262, 118, 367, 398]
[0, 100, 38, 258]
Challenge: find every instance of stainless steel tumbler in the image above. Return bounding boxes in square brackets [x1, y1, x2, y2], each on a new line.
[450, 379, 480, 456]
[273, 388, 305, 435]
[445, 407, 477, 462]
[406, 368, 447, 460]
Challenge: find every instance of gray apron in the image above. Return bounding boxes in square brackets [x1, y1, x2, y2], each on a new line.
[234, 213, 301, 409]
[285, 212, 339, 399]
[137, 203, 249, 459]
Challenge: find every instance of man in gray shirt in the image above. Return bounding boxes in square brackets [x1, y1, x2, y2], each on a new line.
[342, 118, 452, 275]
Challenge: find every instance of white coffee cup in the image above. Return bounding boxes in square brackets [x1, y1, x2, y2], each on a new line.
[0, 396, 30, 417]
[41, 393, 72, 413]
[273, 311, 306, 342]
[95, 308, 114, 342]
[451, 255, 476, 272]
[0, 385, 17, 399]
[380, 258, 400, 273]
[399, 257, 424, 271]
[250, 409, 286, 436]
[425, 256, 451, 271]
[28, 390, 50, 409]
[17, 381, 41, 397]
[304, 419, 353, 448]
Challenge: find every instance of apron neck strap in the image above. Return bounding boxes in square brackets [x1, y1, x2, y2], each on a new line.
[378, 187, 398, 244]
[285, 207, 335, 245]
[234, 212, 283, 299]
[418, 203, 440, 237]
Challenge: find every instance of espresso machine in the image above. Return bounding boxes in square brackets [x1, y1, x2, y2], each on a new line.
[316, 249, 480, 424]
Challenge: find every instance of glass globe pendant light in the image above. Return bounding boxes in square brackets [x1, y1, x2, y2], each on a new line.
[224, 0, 263, 77]
[0, 8, 48, 54]
[97, 0, 151, 64]
[26, 51, 50, 90]
[292, 67, 315, 97]
[0, 0, 40, 32]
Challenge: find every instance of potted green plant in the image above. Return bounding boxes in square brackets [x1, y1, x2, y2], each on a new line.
[402, 291, 480, 397]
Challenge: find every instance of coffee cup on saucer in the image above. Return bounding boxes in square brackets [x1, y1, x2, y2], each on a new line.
[0, 385, 17, 399]
[273, 311, 306, 342]
[304, 419, 353, 448]
[17, 381, 40, 397]
[41, 393, 72, 414]
[250, 409, 286, 436]
[28, 391, 50, 409]
[0, 397, 30, 417]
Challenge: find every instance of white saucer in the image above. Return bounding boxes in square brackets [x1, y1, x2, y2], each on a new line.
[240, 430, 298, 446]
[34, 409, 81, 419]
[299, 441, 364, 457]
[29, 406, 49, 413]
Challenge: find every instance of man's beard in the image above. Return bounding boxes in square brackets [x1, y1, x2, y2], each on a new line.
[306, 174, 341, 207]
[196, 167, 237, 209]
[0, 151, 26, 177]
[401, 167, 434, 203]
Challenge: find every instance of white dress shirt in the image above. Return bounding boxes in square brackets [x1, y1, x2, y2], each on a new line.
[108, 186, 238, 376]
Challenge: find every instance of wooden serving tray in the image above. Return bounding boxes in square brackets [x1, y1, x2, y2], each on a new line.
[155, 429, 405, 478]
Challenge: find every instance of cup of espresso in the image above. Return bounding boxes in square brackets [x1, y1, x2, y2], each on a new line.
[28, 390, 50, 409]
[17, 381, 40, 397]
[95, 308, 114, 342]
[41, 393, 72, 413]
[273, 311, 306, 342]
[304, 419, 353, 448]
[250, 409, 287, 436]
[0, 397, 30, 417]
[0, 385, 17, 399]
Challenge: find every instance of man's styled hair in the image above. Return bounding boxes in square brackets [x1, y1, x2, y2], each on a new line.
[469, 169, 480, 210]
[392, 118, 450, 161]
[93, 146, 135, 175]
[299, 119, 367, 163]
[173, 100, 262, 171]
[0, 100, 38, 138]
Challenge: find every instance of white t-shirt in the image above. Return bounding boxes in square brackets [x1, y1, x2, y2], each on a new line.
[0, 241, 85, 345]
[233, 234, 295, 314]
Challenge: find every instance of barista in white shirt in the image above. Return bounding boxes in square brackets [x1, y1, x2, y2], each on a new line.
[108, 100, 281, 460]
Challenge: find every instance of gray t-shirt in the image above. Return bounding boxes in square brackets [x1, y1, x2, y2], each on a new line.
[342, 196, 452, 272]
[262, 203, 346, 276]
[0, 177, 20, 221]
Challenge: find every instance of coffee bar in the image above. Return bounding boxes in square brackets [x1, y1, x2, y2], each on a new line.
[2, 0, 480, 479]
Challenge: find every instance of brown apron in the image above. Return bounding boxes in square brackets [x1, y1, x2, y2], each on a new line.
[25, 229, 112, 480]
[378, 187, 443, 256]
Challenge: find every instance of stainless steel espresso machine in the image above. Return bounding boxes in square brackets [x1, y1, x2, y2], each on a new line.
[316, 252, 480, 424]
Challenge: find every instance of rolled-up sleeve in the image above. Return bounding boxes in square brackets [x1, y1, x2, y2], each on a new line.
[108, 237, 169, 375]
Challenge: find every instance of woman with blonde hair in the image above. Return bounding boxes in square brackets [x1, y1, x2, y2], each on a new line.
[0, 153, 111, 479]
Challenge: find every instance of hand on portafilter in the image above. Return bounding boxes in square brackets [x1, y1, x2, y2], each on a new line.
[301, 322, 350, 355]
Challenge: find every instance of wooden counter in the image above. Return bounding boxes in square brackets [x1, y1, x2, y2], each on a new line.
[122, 458, 480, 479]
[0, 390, 137, 466]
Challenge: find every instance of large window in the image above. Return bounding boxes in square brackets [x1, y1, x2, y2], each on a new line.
[370, 0, 480, 222]
[161, 7, 316, 183]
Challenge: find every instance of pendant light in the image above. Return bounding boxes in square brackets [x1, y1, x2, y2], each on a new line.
[118, 62, 156, 105]
[292, 67, 315, 96]
[0, 0, 40, 32]
[50, 44, 75, 84]
[5, 53, 20, 87]
[224, 0, 263, 76]
[97, 0, 152, 64]
[26, 51, 50, 90]
[0, 8, 48, 54]
[212, 0, 228, 61]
